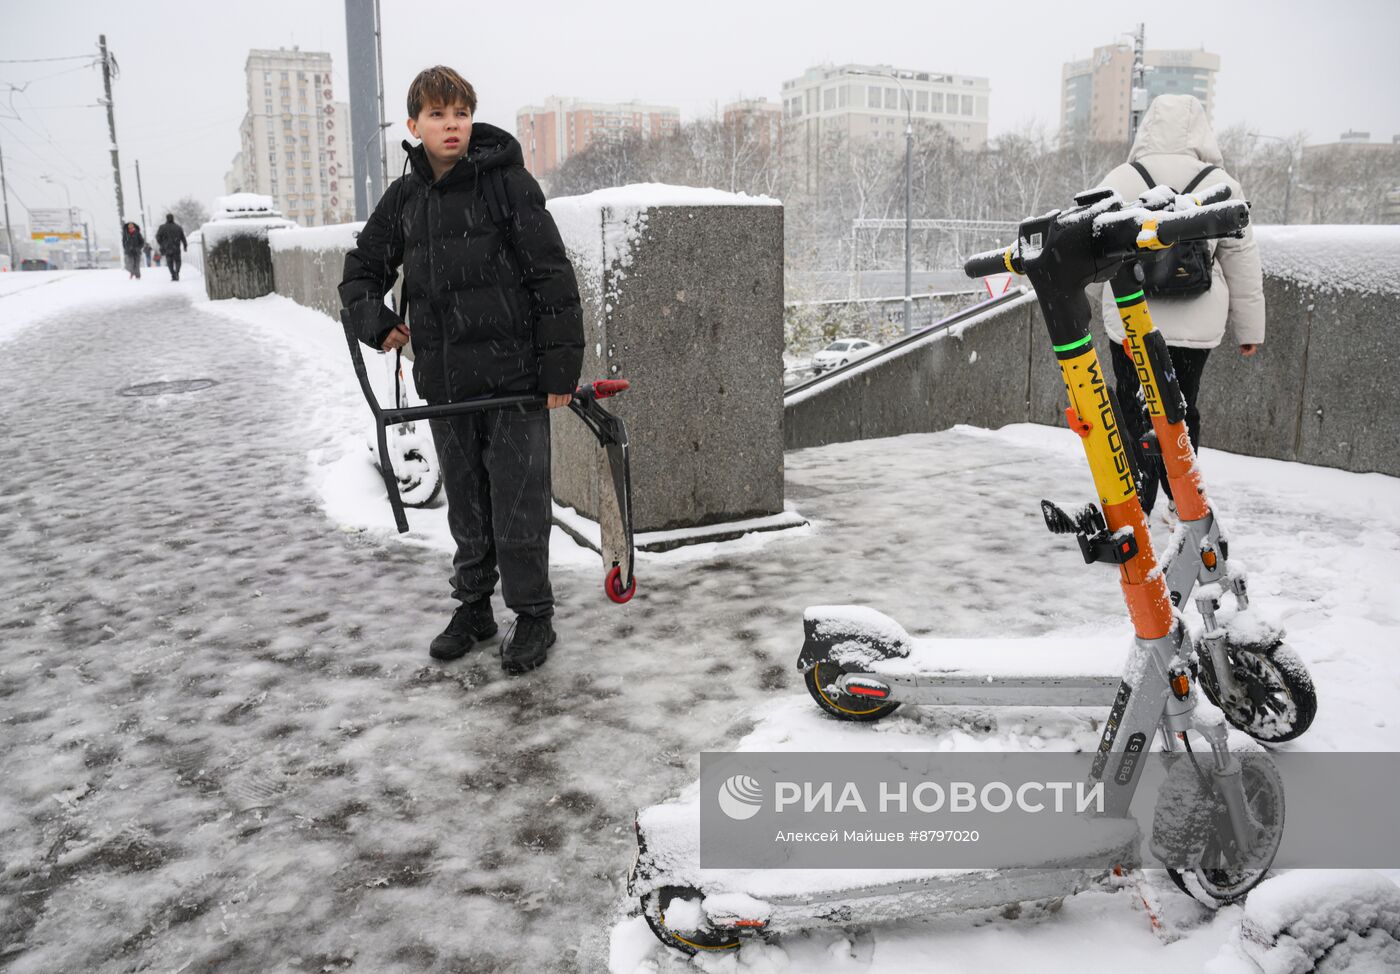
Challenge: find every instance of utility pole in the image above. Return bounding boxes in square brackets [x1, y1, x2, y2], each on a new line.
[0, 138, 16, 263]
[1127, 23, 1147, 144]
[99, 35, 126, 225]
[135, 159, 148, 231]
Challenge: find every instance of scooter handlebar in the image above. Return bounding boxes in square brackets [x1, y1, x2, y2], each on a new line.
[1151, 200, 1251, 247]
[964, 247, 1021, 279]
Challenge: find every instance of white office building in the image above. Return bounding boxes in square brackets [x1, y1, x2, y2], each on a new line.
[781, 63, 990, 192]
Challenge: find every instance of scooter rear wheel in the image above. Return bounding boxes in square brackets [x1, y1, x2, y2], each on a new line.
[640, 887, 741, 955]
[803, 661, 901, 722]
[1199, 642, 1316, 744]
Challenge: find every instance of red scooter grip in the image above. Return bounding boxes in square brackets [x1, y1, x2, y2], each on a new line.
[589, 379, 631, 399]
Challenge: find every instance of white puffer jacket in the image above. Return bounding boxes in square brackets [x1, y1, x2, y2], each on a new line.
[1096, 95, 1265, 349]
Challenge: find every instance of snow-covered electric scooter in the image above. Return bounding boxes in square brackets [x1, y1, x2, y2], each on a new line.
[631, 187, 1295, 954]
[800, 182, 1315, 747]
[340, 310, 638, 603]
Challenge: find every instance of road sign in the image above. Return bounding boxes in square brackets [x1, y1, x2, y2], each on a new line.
[984, 272, 1015, 297]
[30, 208, 82, 241]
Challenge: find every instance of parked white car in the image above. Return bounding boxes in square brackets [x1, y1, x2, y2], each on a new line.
[811, 338, 880, 373]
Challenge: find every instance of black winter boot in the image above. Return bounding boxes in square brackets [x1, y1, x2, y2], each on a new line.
[429, 598, 498, 661]
[500, 614, 556, 674]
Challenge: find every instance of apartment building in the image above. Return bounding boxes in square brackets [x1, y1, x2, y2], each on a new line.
[722, 98, 783, 150]
[225, 47, 355, 226]
[516, 96, 681, 177]
[1062, 44, 1219, 142]
[780, 63, 990, 192]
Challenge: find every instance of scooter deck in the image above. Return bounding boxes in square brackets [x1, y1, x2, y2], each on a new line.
[850, 634, 1128, 707]
[633, 795, 1139, 936]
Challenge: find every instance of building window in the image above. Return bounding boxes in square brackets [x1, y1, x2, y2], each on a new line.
[822, 88, 835, 111]
[867, 85, 882, 108]
[962, 94, 974, 115]
[839, 86, 849, 108]
[916, 91, 928, 112]
[930, 92, 944, 113]
[885, 88, 899, 110]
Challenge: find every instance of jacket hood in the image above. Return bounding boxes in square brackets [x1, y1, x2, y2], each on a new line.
[1128, 94, 1223, 166]
[403, 122, 523, 185]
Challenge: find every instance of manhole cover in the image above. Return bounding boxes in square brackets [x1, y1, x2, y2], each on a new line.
[118, 379, 220, 397]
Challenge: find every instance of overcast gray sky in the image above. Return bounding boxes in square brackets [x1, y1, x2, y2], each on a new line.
[3, 0, 1398, 236]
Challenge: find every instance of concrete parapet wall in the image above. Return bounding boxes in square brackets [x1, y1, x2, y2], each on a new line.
[549, 187, 786, 531]
[268, 224, 364, 320]
[785, 293, 1038, 451]
[788, 226, 1400, 478]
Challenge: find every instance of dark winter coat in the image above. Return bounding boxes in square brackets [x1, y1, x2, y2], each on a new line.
[339, 123, 584, 402]
[121, 224, 144, 256]
[155, 219, 187, 256]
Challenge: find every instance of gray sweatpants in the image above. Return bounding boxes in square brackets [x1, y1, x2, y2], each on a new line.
[429, 404, 554, 619]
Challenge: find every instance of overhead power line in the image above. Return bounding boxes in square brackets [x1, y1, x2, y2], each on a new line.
[0, 55, 96, 64]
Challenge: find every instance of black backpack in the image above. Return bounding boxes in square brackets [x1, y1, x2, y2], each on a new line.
[1130, 161, 1218, 296]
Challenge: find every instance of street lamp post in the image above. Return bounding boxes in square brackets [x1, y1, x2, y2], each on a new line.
[859, 69, 916, 335]
[362, 122, 394, 214]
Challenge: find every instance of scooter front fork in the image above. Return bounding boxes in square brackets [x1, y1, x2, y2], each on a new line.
[1194, 716, 1258, 856]
[1194, 575, 1251, 704]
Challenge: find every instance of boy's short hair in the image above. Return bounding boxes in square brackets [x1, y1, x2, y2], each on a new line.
[407, 66, 477, 119]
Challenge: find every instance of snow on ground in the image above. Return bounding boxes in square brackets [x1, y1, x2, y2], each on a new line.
[2, 273, 1398, 972]
[0, 268, 171, 345]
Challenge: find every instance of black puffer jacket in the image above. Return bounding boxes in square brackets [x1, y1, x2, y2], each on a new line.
[155, 219, 186, 256]
[339, 123, 583, 402]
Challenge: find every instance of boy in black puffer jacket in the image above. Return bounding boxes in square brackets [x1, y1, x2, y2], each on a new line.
[340, 66, 584, 674]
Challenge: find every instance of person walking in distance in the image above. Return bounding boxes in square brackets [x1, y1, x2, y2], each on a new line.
[121, 221, 145, 280]
[155, 214, 188, 282]
[1094, 94, 1265, 518]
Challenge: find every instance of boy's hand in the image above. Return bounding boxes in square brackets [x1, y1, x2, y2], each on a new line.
[381, 323, 411, 352]
[1240, 343, 1259, 357]
[545, 393, 571, 410]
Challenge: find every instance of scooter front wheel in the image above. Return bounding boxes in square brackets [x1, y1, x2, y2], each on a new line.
[640, 887, 741, 955]
[1200, 642, 1316, 744]
[1164, 751, 1285, 907]
[803, 661, 900, 722]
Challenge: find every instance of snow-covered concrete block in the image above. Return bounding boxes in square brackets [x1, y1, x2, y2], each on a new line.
[547, 185, 786, 533]
[201, 213, 295, 302]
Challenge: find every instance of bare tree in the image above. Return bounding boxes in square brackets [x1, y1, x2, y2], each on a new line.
[164, 196, 210, 231]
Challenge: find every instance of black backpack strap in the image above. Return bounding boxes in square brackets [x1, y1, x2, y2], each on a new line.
[1130, 161, 1156, 189]
[1181, 164, 1218, 194]
[481, 168, 513, 229]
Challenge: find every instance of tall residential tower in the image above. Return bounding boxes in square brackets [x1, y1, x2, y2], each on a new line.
[226, 47, 355, 226]
[1061, 43, 1219, 142]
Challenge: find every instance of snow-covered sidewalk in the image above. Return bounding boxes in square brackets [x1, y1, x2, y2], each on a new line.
[1, 275, 1397, 973]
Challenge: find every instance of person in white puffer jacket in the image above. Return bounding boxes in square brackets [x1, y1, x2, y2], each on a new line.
[1095, 94, 1265, 515]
